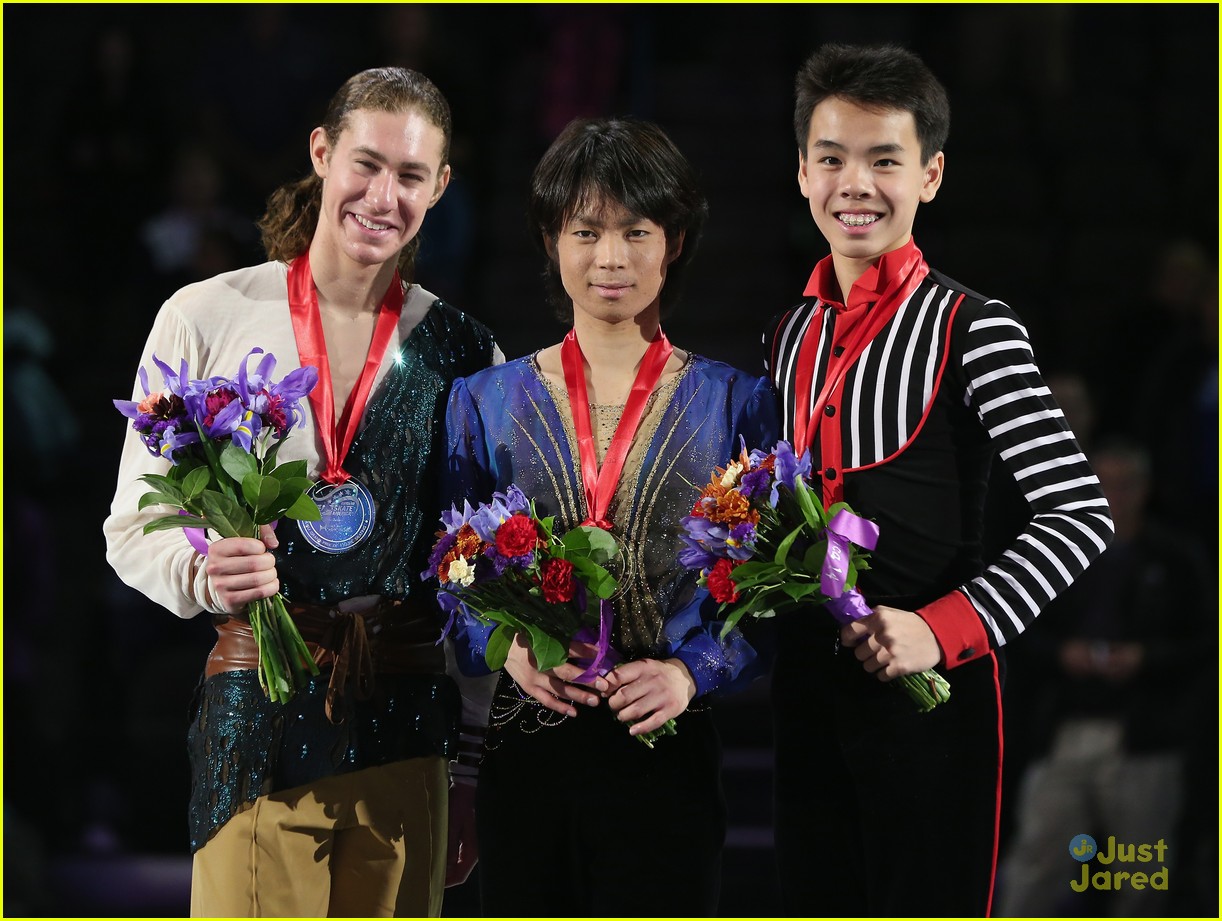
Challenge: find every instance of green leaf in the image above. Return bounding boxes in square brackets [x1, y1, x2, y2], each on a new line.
[279, 476, 314, 494]
[525, 623, 567, 673]
[197, 490, 255, 539]
[801, 539, 829, 574]
[270, 459, 309, 482]
[774, 521, 808, 566]
[793, 478, 828, 531]
[255, 477, 315, 523]
[138, 474, 185, 504]
[727, 570, 784, 592]
[536, 514, 556, 542]
[182, 465, 212, 500]
[780, 581, 823, 602]
[719, 592, 778, 639]
[242, 472, 282, 512]
[221, 442, 259, 483]
[567, 556, 617, 599]
[283, 491, 322, 522]
[561, 525, 619, 565]
[138, 491, 186, 512]
[484, 624, 516, 671]
[142, 513, 210, 535]
[167, 457, 208, 483]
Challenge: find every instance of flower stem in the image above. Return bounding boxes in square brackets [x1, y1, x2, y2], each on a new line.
[633, 717, 678, 748]
[895, 669, 951, 713]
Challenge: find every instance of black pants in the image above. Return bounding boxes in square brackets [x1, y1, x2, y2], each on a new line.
[476, 693, 726, 917]
[772, 617, 1004, 917]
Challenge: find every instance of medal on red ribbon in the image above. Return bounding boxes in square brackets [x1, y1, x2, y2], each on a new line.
[287, 252, 403, 553]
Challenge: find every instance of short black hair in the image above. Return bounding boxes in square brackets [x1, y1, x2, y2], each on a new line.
[794, 43, 950, 164]
[528, 117, 709, 321]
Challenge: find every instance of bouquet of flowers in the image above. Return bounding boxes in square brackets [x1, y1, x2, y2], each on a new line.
[114, 349, 323, 703]
[425, 485, 676, 746]
[679, 439, 951, 713]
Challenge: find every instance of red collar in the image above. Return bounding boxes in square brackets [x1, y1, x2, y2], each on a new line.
[802, 237, 922, 311]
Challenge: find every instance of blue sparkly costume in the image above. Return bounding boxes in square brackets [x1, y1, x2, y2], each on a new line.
[442, 352, 778, 915]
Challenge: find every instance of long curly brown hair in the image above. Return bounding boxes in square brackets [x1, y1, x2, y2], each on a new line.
[257, 67, 452, 279]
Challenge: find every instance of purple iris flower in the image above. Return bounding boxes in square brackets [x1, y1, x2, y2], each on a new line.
[497, 484, 532, 515]
[440, 500, 478, 534]
[151, 354, 192, 398]
[113, 356, 202, 460]
[469, 485, 531, 543]
[773, 439, 811, 492]
[678, 534, 719, 571]
[239, 349, 317, 438]
[679, 513, 735, 563]
[726, 521, 758, 560]
[139, 420, 196, 462]
[192, 382, 255, 447]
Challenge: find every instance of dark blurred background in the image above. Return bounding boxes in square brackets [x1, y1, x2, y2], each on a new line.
[2, 3, 1216, 917]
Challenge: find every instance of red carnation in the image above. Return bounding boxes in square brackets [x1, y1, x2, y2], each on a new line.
[539, 557, 576, 603]
[706, 558, 741, 604]
[495, 513, 542, 557]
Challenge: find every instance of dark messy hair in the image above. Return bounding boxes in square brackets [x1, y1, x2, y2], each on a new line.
[794, 43, 950, 164]
[528, 117, 709, 321]
[257, 66, 452, 279]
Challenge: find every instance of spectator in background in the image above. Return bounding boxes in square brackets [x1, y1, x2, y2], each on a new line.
[1134, 262, 1218, 557]
[138, 145, 260, 306]
[998, 438, 1209, 916]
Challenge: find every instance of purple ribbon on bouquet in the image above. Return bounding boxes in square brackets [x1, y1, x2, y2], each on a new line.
[571, 598, 617, 683]
[820, 509, 880, 625]
[180, 510, 209, 556]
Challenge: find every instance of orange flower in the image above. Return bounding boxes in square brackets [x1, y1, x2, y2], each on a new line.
[706, 489, 759, 528]
[454, 523, 483, 558]
[439, 523, 484, 581]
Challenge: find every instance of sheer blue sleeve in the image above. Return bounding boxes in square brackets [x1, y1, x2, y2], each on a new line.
[662, 591, 766, 697]
[442, 376, 495, 510]
[739, 375, 782, 454]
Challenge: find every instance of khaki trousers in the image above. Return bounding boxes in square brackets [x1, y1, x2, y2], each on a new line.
[190, 756, 448, 917]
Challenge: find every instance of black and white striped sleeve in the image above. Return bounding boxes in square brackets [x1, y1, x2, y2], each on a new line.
[958, 300, 1114, 646]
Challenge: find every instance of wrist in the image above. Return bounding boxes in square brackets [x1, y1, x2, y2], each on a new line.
[665, 657, 698, 703]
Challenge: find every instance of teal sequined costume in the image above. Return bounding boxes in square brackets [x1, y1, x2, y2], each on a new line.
[187, 300, 497, 852]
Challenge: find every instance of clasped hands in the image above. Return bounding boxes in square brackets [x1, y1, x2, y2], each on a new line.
[503, 633, 695, 737]
[839, 604, 943, 680]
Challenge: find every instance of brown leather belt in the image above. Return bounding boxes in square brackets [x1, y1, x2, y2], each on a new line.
[206, 596, 445, 722]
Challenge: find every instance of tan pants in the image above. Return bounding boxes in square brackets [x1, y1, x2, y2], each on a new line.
[190, 757, 448, 917]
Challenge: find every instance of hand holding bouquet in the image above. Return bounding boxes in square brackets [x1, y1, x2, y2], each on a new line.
[426, 485, 676, 745]
[679, 439, 950, 713]
[114, 349, 323, 703]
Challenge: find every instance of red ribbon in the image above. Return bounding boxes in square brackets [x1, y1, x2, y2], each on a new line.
[287, 252, 404, 484]
[560, 328, 673, 529]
